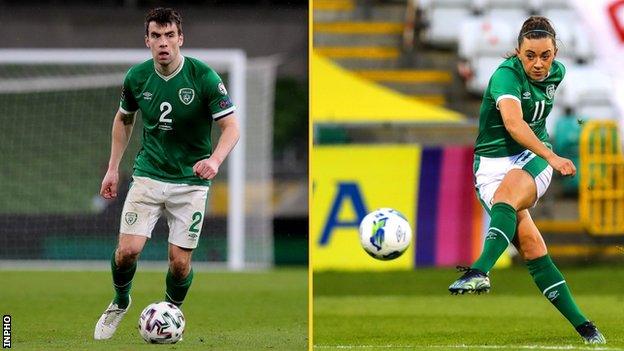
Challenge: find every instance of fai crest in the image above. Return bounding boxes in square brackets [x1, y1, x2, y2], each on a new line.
[546, 84, 556, 99]
[124, 212, 138, 226]
[178, 88, 195, 105]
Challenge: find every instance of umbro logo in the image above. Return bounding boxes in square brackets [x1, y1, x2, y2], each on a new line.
[547, 290, 560, 301]
[485, 230, 497, 240]
[522, 91, 531, 99]
[143, 92, 153, 100]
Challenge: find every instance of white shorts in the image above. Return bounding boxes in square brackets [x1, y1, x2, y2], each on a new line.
[119, 176, 209, 249]
[474, 150, 553, 212]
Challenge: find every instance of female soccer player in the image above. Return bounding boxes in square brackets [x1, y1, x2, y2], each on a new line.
[448, 16, 606, 344]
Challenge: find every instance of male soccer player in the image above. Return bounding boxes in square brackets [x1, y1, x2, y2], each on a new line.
[94, 7, 239, 340]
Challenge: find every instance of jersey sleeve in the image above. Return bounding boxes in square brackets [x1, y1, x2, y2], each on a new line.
[490, 67, 522, 109]
[201, 69, 236, 120]
[119, 70, 139, 114]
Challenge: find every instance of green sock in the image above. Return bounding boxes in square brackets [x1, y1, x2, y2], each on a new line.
[527, 255, 587, 327]
[472, 202, 517, 273]
[165, 268, 194, 306]
[111, 251, 136, 309]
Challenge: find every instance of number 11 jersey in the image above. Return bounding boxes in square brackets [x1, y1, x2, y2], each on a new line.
[475, 56, 565, 157]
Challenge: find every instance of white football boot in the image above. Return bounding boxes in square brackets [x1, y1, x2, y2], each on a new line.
[94, 296, 131, 340]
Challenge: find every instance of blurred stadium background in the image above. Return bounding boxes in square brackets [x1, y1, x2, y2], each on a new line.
[312, 0, 624, 349]
[0, 0, 308, 270]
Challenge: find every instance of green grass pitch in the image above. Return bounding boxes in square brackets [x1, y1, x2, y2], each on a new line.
[314, 266, 624, 351]
[1, 269, 307, 350]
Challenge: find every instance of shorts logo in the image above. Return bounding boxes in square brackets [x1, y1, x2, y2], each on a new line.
[178, 88, 195, 105]
[217, 82, 227, 95]
[124, 212, 138, 226]
[485, 230, 497, 240]
[546, 84, 556, 99]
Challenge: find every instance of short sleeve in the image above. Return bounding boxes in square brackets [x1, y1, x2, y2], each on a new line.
[119, 71, 139, 114]
[490, 67, 522, 109]
[202, 69, 236, 120]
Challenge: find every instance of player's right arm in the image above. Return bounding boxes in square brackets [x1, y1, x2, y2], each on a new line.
[100, 110, 136, 199]
[499, 99, 575, 176]
[490, 67, 575, 176]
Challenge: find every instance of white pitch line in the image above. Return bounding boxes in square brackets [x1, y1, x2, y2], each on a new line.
[314, 345, 621, 351]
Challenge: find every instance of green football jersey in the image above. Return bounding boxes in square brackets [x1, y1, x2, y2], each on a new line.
[474, 56, 565, 157]
[119, 56, 235, 186]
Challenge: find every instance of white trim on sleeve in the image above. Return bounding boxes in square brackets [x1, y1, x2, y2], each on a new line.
[118, 106, 138, 115]
[212, 105, 236, 119]
[495, 94, 521, 110]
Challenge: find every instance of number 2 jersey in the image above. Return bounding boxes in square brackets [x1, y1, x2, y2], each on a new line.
[119, 56, 235, 186]
[474, 56, 565, 157]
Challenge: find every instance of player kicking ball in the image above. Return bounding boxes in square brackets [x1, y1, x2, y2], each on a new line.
[94, 7, 239, 340]
[448, 16, 605, 344]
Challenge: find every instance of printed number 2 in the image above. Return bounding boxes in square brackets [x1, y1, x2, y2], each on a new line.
[189, 212, 202, 233]
[159, 102, 172, 123]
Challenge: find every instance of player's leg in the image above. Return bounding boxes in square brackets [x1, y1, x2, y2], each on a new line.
[449, 169, 536, 294]
[95, 176, 163, 340]
[513, 211, 606, 344]
[112, 234, 148, 308]
[165, 244, 194, 306]
[471, 168, 536, 272]
[163, 183, 208, 306]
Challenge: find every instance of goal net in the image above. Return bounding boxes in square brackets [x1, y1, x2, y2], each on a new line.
[0, 49, 276, 270]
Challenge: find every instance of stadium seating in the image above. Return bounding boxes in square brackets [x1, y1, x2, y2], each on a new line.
[558, 65, 617, 120]
[422, 0, 473, 47]
[457, 17, 515, 93]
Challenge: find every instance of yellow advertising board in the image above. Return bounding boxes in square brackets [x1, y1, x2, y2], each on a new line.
[312, 145, 420, 270]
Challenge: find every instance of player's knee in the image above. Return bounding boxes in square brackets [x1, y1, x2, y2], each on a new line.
[492, 187, 518, 208]
[169, 257, 191, 278]
[116, 245, 142, 263]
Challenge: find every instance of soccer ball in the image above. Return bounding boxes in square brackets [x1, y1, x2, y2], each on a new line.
[359, 208, 412, 260]
[138, 301, 185, 344]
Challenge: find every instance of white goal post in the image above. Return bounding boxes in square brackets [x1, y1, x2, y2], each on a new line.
[0, 49, 251, 270]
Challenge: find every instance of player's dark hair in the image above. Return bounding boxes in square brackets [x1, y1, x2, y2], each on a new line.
[145, 7, 183, 36]
[505, 16, 556, 58]
[517, 16, 556, 49]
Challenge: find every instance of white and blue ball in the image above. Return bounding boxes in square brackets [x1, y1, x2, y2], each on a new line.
[359, 208, 412, 260]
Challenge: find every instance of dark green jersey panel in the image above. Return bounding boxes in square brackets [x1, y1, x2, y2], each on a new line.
[119, 56, 236, 185]
[475, 57, 565, 157]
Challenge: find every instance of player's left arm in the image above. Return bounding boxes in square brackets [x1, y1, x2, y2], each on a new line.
[193, 114, 240, 180]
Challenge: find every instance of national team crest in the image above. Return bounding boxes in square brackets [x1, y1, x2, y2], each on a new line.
[125, 212, 138, 226]
[178, 88, 195, 105]
[546, 84, 556, 99]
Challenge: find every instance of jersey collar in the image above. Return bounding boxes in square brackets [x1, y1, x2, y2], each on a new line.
[154, 55, 185, 82]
